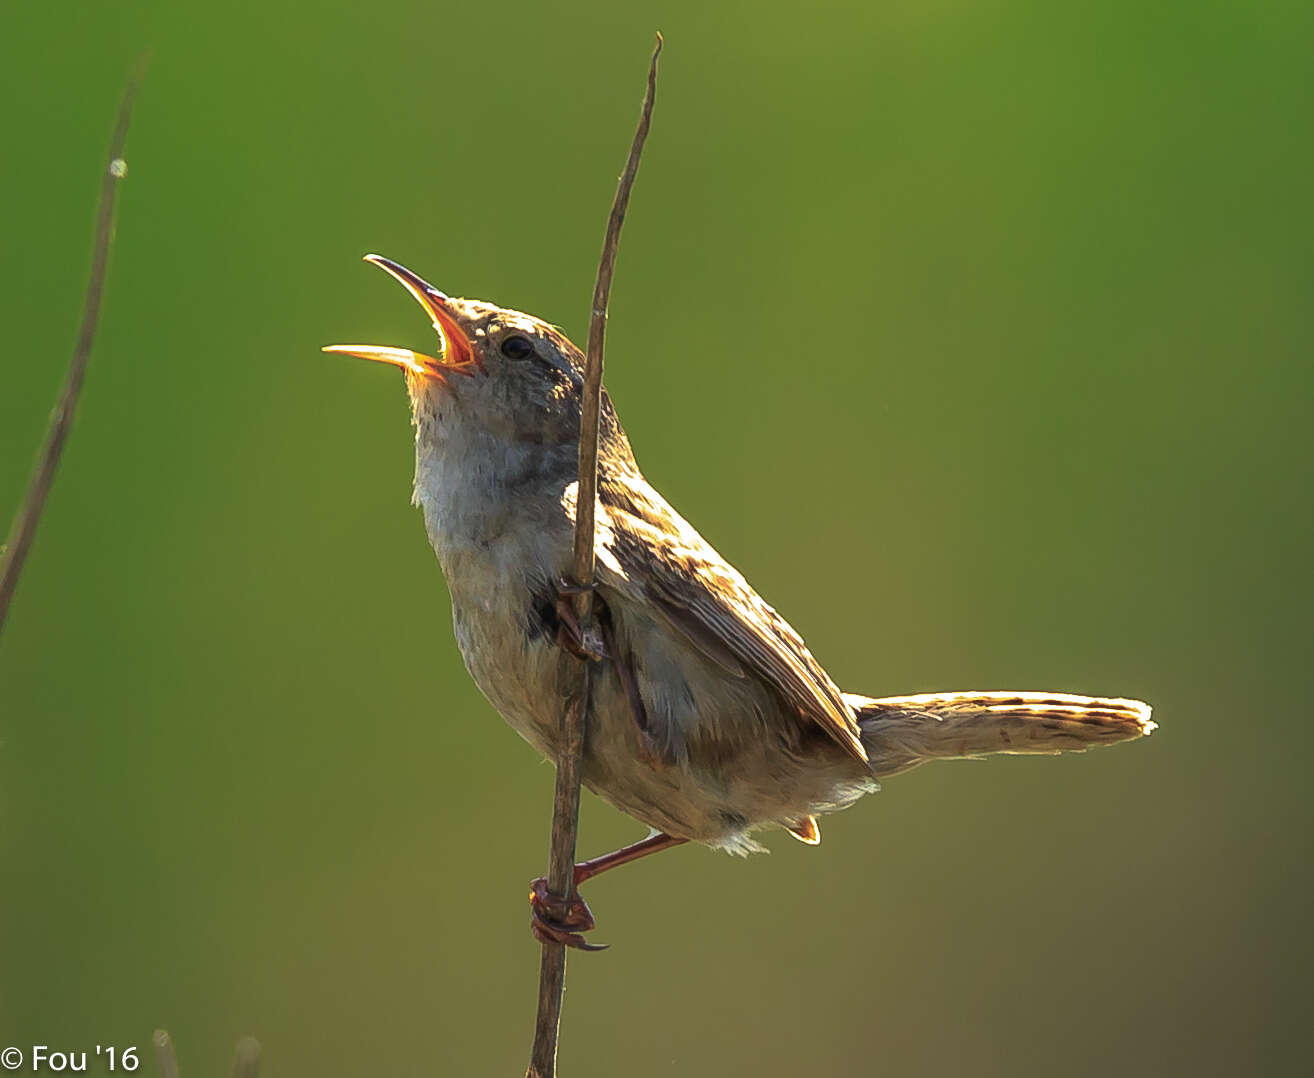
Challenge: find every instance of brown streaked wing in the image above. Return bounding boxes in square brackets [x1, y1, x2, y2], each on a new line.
[597, 475, 867, 764]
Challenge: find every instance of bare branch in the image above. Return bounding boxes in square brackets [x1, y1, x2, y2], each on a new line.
[571, 35, 663, 602]
[526, 32, 663, 1078]
[0, 54, 146, 637]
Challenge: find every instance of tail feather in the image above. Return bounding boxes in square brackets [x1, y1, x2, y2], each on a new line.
[845, 691, 1155, 779]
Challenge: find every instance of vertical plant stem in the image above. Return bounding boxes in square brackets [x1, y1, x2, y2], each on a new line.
[152, 1030, 180, 1078]
[526, 33, 663, 1078]
[230, 1036, 261, 1078]
[0, 55, 146, 637]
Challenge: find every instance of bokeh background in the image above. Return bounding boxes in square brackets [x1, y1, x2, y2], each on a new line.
[3, 2, 1311, 1075]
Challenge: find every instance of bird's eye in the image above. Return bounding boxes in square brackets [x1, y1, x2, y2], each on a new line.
[500, 335, 535, 360]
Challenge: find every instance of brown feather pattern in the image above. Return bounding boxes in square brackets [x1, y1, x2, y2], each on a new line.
[598, 471, 868, 763]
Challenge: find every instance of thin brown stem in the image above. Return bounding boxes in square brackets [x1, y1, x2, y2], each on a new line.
[526, 32, 663, 1078]
[570, 33, 663, 604]
[0, 55, 146, 637]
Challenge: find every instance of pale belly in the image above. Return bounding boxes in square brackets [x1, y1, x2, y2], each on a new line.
[445, 566, 876, 853]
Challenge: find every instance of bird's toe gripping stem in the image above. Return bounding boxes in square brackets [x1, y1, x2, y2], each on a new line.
[554, 576, 608, 662]
[528, 877, 607, 952]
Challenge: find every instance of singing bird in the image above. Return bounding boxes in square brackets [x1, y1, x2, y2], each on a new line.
[325, 255, 1154, 948]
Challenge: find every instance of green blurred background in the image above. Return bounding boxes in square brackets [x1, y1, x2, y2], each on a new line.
[3, 2, 1311, 1075]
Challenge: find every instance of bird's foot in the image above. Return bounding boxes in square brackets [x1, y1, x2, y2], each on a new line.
[554, 577, 608, 662]
[528, 877, 608, 951]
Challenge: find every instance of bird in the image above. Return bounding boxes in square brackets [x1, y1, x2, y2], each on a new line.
[324, 254, 1155, 949]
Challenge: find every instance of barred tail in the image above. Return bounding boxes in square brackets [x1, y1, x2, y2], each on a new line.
[845, 690, 1155, 779]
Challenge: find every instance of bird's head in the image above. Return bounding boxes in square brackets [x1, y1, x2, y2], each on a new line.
[324, 255, 607, 452]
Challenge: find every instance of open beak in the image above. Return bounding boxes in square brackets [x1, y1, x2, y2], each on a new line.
[322, 254, 480, 379]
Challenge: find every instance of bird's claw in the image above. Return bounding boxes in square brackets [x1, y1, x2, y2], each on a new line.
[555, 576, 595, 597]
[529, 877, 608, 952]
[554, 578, 608, 662]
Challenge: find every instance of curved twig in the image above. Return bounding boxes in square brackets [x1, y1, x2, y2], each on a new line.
[526, 33, 663, 1078]
[0, 55, 146, 637]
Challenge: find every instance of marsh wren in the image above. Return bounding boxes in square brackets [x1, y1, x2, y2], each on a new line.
[325, 254, 1154, 948]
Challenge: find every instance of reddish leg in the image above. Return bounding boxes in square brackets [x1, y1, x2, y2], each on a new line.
[593, 599, 671, 767]
[529, 832, 689, 951]
[554, 580, 662, 763]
